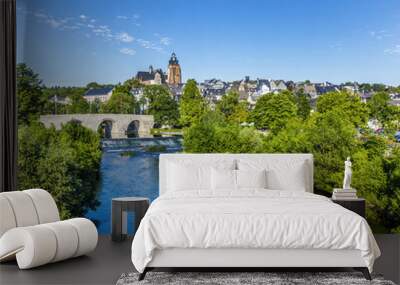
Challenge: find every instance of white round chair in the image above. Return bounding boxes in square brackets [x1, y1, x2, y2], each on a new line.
[0, 189, 98, 269]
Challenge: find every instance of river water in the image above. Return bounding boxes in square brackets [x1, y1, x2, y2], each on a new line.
[86, 137, 182, 234]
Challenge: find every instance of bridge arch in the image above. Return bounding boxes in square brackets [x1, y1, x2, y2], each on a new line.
[97, 119, 115, 139]
[40, 114, 154, 139]
[126, 120, 140, 138]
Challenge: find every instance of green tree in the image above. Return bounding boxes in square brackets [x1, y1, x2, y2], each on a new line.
[123, 78, 144, 89]
[250, 92, 297, 132]
[89, 98, 102, 114]
[67, 94, 90, 114]
[229, 102, 250, 124]
[372, 83, 386, 92]
[368, 92, 393, 125]
[179, 79, 207, 127]
[360, 83, 372, 92]
[17, 63, 47, 124]
[261, 118, 310, 153]
[216, 91, 240, 119]
[144, 85, 179, 127]
[382, 147, 400, 233]
[183, 111, 262, 153]
[86, 82, 113, 89]
[18, 121, 101, 219]
[295, 90, 311, 120]
[316, 91, 368, 127]
[306, 110, 358, 195]
[101, 91, 136, 114]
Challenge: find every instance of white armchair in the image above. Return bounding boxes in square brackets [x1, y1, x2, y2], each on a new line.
[0, 189, 98, 269]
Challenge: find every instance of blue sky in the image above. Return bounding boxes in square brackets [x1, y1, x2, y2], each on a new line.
[17, 0, 400, 86]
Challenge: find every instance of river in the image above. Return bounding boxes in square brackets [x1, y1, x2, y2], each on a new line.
[86, 137, 182, 234]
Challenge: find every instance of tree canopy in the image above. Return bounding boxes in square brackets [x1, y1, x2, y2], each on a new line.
[17, 63, 46, 124]
[368, 92, 393, 125]
[100, 91, 136, 114]
[316, 91, 368, 127]
[179, 79, 207, 127]
[18, 121, 101, 219]
[250, 92, 297, 133]
[183, 89, 400, 233]
[143, 85, 179, 127]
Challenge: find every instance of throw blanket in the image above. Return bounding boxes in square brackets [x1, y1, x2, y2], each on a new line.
[131, 190, 380, 272]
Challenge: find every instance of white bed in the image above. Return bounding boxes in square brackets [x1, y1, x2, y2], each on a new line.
[131, 154, 380, 280]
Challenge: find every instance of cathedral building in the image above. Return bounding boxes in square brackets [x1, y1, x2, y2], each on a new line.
[135, 65, 166, 85]
[167, 52, 182, 85]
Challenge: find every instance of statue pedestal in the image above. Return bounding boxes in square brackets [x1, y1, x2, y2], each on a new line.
[332, 188, 357, 199]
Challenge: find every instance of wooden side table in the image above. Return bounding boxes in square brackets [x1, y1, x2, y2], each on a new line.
[331, 198, 365, 218]
[111, 197, 149, 242]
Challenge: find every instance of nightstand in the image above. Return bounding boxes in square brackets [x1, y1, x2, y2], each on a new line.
[111, 197, 150, 242]
[331, 198, 365, 218]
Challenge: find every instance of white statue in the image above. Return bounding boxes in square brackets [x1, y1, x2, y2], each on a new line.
[343, 157, 352, 190]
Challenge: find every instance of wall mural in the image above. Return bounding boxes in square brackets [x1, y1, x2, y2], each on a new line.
[16, 0, 400, 234]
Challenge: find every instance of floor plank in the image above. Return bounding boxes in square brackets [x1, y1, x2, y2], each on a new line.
[1, 234, 398, 285]
[0, 236, 133, 285]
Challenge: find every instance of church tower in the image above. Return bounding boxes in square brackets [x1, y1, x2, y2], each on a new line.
[167, 52, 182, 85]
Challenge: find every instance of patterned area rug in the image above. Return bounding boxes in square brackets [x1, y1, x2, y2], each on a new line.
[116, 272, 396, 285]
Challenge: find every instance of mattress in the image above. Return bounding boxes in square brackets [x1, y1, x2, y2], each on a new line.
[131, 190, 380, 273]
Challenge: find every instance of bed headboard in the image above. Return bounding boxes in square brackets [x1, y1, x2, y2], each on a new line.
[159, 153, 314, 195]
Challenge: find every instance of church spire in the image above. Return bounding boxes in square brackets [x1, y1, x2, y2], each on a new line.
[167, 52, 181, 85]
[169, 52, 179, 65]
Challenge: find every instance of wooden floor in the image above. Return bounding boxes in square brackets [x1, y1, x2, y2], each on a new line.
[0, 236, 133, 285]
[0, 235, 399, 285]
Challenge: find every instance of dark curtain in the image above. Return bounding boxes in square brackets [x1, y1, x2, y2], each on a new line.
[0, 0, 17, 192]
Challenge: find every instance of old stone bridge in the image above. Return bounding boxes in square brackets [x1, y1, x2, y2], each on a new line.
[40, 114, 154, 139]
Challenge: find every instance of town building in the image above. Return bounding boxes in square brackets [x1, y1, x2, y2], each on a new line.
[315, 82, 340, 95]
[167, 52, 182, 85]
[135, 66, 166, 85]
[168, 83, 185, 101]
[269, 80, 287, 93]
[83, 87, 113, 103]
[199, 79, 228, 101]
[390, 93, 400, 106]
[49, 95, 71, 105]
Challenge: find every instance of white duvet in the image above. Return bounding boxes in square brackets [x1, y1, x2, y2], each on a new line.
[131, 190, 380, 273]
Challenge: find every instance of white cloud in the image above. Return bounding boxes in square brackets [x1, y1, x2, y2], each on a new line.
[154, 33, 172, 46]
[32, 11, 78, 31]
[384, 45, 400, 55]
[137, 38, 151, 48]
[116, 32, 134, 43]
[33, 12, 47, 19]
[160, 37, 171, 46]
[29, 9, 166, 55]
[120, 48, 136, 56]
[90, 24, 112, 39]
[370, 30, 392, 40]
[47, 18, 62, 28]
[137, 38, 164, 53]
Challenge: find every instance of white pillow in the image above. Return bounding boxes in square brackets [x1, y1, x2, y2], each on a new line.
[236, 169, 267, 189]
[266, 165, 307, 192]
[211, 168, 236, 191]
[168, 162, 210, 191]
[167, 159, 236, 192]
[238, 159, 308, 192]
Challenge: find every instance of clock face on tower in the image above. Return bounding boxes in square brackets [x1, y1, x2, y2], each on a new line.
[167, 52, 182, 85]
